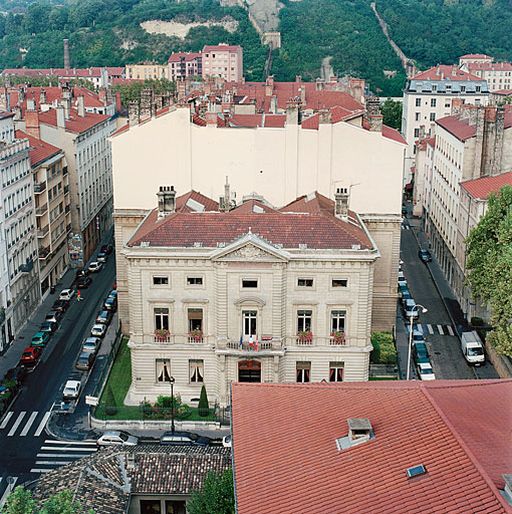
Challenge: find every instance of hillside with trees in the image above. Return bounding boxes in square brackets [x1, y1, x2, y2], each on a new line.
[0, 0, 511, 96]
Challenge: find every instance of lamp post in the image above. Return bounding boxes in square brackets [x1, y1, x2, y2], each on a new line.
[406, 304, 428, 380]
[170, 376, 175, 434]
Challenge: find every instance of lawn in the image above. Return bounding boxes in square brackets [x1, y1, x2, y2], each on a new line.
[95, 337, 216, 422]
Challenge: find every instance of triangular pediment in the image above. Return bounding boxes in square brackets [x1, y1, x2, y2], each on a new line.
[211, 234, 289, 262]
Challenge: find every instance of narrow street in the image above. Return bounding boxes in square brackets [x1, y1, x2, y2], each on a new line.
[398, 214, 499, 380]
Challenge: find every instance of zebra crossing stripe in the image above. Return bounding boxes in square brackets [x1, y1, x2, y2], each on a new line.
[427, 324, 434, 335]
[30, 469, 52, 474]
[0, 412, 13, 430]
[7, 412, 26, 437]
[446, 325, 454, 336]
[437, 324, 444, 335]
[35, 461, 72, 466]
[37, 453, 95, 458]
[43, 440, 97, 446]
[20, 411, 38, 437]
[40, 446, 96, 452]
[34, 412, 51, 437]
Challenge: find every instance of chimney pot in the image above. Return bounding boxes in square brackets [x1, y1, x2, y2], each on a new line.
[335, 187, 350, 220]
[157, 185, 176, 216]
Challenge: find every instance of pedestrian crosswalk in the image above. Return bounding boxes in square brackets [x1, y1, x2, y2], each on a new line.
[407, 323, 456, 336]
[401, 223, 411, 230]
[31, 439, 97, 474]
[0, 410, 51, 438]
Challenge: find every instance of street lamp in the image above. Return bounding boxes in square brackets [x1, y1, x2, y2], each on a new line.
[170, 376, 175, 434]
[406, 304, 428, 380]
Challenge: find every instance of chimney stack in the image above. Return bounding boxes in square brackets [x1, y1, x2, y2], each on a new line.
[26, 97, 36, 112]
[265, 75, 274, 97]
[220, 176, 231, 212]
[56, 105, 66, 129]
[39, 88, 46, 105]
[366, 96, 383, 132]
[347, 418, 374, 446]
[205, 111, 217, 127]
[77, 95, 85, 117]
[335, 187, 349, 220]
[25, 109, 40, 139]
[157, 186, 176, 217]
[63, 39, 70, 70]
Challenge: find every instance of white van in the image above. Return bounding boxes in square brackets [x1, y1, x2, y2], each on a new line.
[460, 331, 485, 366]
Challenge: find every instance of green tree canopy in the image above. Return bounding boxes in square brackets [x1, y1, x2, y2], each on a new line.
[187, 469, 235, 514]
[381, 99, 402, 130]
[1, 487, 91, 514]
[466, 185, 512, 355]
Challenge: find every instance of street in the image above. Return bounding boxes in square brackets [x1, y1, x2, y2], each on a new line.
[0, 256, 115, 502]
[398, 216, 499, 380]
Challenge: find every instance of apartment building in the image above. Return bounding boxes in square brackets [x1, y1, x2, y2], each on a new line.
[168, 52, 202, 81]
[0, 112, 40, 344]
[423, 103, 512, 320]
[126, 63, 168, 81]
[459, 54, 512, 92]
[16, 130, 70, 295]
[412, 136, 435, 218]
[201, 44, 243, 82]
[402, 65, 489, 184]
[123, 187, 379, 406]
[112, 87, 405, 333]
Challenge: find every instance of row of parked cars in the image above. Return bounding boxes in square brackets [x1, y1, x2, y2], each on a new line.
[397, 260, 435, 380]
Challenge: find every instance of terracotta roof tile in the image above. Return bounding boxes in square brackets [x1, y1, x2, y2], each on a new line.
[203, 44, 241, 52]
[301, 113, 319, 130]
[168, 51, 202, 63]
[15, 130, 62, 166]
[38, 108, 110, 134]
[460, 171, 512, 200]
[232, 381, 511, 514]
[413, 65, 483, 82]
[382, 125, 407, 144]
[460, 54, 492, 59]
[436, 115, 477, 141]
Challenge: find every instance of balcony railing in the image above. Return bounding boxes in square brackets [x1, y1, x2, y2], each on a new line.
[34, 182, 46, 194]
[38, 246, 51, 259]
[287, 334, 348, 347]
[64, 185, 70, 195]
[37, 225, 50, 238]
[36, 205, 48, 216]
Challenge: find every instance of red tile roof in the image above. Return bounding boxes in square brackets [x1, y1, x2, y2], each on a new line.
[15, 130, 61, 167]
[301, 113, 319, 130]
[230, 199, 278, 214]
[467, 62, 512, 72]
[382, 124, 407, 144]
[232, 380, 511, 514]
[10, 86, 105, 111]
[168, 52, 201, 63]
[175, 190, 219, 213]
[413, 65, 483, 82]
[38, 108, 110, 134]
[494, 89, 512, 95]
[436, 115, 477, 141]
[460, 54, 492, 59]
[1, 67, 123, 78]
[129, 191, 372, 250]
[460, 171, 512, 200]
[227, 114, 286, 128]
[202, 44, 241, 53]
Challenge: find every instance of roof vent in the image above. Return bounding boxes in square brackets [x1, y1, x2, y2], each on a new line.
[252, 205, 264, 213]
[299, 243, 308, 250]
[193, 242, 203, 248]
[140, 241, 150, 247]
[336, 418, 374, 451]
[406, 464, 427, 479]
[351, 244, 361, 250]
[217, 242, 226, 248]
[185, 198, 205, 212]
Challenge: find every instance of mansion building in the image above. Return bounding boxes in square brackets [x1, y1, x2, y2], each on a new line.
[122, 187, 379, 406]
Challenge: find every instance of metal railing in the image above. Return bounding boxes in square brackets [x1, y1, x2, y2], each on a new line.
[35, 205, 48, 216]
[34, 182, 46, 193]
[37, 226, 49, 238]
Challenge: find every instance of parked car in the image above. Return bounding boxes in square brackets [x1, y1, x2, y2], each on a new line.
[101, 244, 113, 255]
[77, 276, 92, 289]
[96, 310, 112, 325]
[403, 299, 419, 319]
[31, 331, 50, 347]
[88, 261, 103, 273]
[97, 252, 107, 263]
[416, 362, 436, 381]
[59, 288, 75, 301]
[20, 346, 42, 367]
[159, 431, 210, 446]
[418, 248, 432, 263]
[75, 352, 95, 371]
[81, 337, 100, 355]
[397, 276, 407, 288]
[91, 323, 107, 338]
[45, 310, 62, 324]
[412, 330, 426, 344]
[52, 299, 69, 313]
[5, 365, 28, 385]
[413, 341, 430, 364]
[104, 296, 117, 311]
[75, 269, 89, 280]
[39, 321, 57, 334]
[222, 435, 232, 448]
[108, 289, 117, 299]
[62, 380, 81, 400]
[96, 430, 138, 446]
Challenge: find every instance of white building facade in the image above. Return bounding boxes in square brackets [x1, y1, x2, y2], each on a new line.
[123, 189, 379, 406]
[459, 54, 512, 93]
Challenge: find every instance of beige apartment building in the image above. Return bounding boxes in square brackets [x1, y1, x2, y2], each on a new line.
[16, 130, 70, 296]
[402, 65, 489, 185]
[201, 44, 243, 82]
[126, 63, 168, 81]
[168, 52, 202, 82]
[412, 136, 434, 218]
[123, 187, 379, 406]
[459, 54, 512, 93]
[112, 98, 405, 333]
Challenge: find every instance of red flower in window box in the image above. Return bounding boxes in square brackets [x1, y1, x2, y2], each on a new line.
[154, 329, 170, 342]
[297, 330, 313, 343]
[330, 331, 346, 344]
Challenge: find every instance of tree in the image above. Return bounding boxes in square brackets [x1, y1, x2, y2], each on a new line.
[466, 185, 512, 355]
[2, 487, 90, 514]
[2, 486, 35, 514]
[187, 469, 235, 514]
[198, 384, 209, 417]
[381, 99, 402, 131]
[39, 490, 85, 514]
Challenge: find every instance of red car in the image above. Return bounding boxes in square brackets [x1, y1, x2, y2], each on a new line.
[20, 346, 42, 367]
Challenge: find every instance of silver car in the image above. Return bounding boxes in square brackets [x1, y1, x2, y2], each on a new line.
[96, 431, 138, 446]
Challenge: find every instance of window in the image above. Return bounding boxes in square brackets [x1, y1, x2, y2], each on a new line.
[331, 310, 346, 333]
[430, 113, 436, 121]
[140, 500, 161, 514]
[297, 310, 312, 332]
[153, 276, 168, 285]
[296, 361, 311, 383]
[414, 128, 420, 138]
[430, 98, 437, 107]
[154, 307, 169, 331]
[332, 278, 348, 288]
[329, 361, 344, 382]
[189, 360, 204, 383]
[415, 112, 420, 121]
[297, 278, 313, 287]
[415, 98, 421, 107]
[188, 308, 203, 332]
[242, 279, 258, 288]
[187, 276, 203, 286]
[243, 310, 257, 337]
[476, 86, 481, 92]
[156, 359, 171, 383]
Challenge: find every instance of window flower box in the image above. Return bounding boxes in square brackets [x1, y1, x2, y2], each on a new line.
[189, 330, 203, 343]
[330, 331, 346, 345]
[297, 330, 313, 344]
[154, 329, 170, 342]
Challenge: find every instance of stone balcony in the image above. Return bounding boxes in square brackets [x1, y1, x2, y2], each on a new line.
[286, 333, 349, 348]
[215, 338, 285, 356]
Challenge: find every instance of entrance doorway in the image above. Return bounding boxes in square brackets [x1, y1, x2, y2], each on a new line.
[238, 360, 261, 382]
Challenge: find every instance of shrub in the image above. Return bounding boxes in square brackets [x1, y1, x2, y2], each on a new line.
[104, 385, 118, 416]
[371, 332, 396, 365]
[198, 385, 209, 417]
